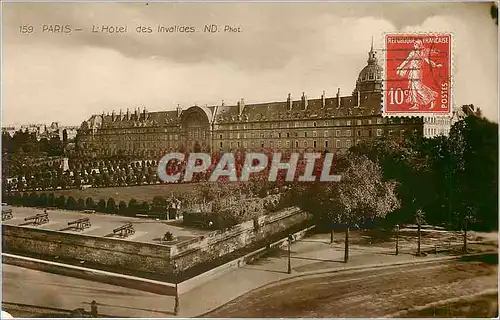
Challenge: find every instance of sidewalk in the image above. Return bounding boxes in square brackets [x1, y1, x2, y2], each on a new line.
[4, 233, 496, 318]
[174, 238, 494, 318]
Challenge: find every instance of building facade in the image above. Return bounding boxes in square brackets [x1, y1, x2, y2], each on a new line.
[77, 45, 441, 158]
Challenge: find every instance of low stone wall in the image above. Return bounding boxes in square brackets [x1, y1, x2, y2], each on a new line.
[2, 207, 310, 276]
[172, 207, 311, 270]
[2, 225, 173, 274]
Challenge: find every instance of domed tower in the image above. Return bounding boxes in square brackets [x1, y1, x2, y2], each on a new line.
[353, 38, 383, 94]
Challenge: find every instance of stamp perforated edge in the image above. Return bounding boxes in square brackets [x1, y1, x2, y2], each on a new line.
[380, 31, 455, 119]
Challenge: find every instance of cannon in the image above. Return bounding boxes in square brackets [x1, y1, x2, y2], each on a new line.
[24, 212, 49, 225]
[68, 217, 91, 231]
[113, 223, 135, 238]
[2, 208, 13, 221]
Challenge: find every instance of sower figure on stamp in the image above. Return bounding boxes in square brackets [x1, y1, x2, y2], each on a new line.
[396, 39, 442, 110]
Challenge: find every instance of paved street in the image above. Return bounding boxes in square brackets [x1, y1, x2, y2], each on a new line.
[3, 206, 207, 245]
[2, 231, 497, 318]
[205, 255, 498, 318]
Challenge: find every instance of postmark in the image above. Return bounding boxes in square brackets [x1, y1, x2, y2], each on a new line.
[383, 33, 453, 117]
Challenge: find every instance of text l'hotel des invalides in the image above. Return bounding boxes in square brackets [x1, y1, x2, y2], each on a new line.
[76, 44, 453, 158]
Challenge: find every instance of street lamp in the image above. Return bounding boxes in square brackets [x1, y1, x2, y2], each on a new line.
[287, 234, 293, 274]
[395, 224, 400, 256]
[173, 261, 180, 316]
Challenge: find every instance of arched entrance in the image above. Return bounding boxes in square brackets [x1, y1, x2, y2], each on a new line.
[180, 106, 212, 153]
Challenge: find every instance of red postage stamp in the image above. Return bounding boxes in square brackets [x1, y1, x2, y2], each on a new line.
[383, 33, 452, 117]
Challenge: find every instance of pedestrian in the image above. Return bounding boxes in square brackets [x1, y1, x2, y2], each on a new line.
[91, 300, 98, 318]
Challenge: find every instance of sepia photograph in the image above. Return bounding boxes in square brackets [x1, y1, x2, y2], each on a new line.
[1, 1, 498, 318]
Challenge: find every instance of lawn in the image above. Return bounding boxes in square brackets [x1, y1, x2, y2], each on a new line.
[35, 183, 199, 203]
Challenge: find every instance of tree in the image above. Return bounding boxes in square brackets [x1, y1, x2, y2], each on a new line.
[296, 155, 400, 262]
[66, 196, 77, 210]
[97, 199, 106, 212]
[118, 201, 127, 214]
[128, 199, 138, 216]
[106, 198, 117, 214]
[85, 197, 95, 209]
[55, 195, 66, 209]
[77, 198, 85, 210]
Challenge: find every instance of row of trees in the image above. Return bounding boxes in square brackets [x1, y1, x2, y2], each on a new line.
[4, 192, 158, 216]
[289, 114, 497, 260]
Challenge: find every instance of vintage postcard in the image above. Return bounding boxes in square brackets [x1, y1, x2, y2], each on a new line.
[1, 1, 498, 319]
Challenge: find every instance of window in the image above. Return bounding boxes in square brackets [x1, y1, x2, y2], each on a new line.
[336, 130, 341, 137]
[229, 133, 233, 139]
[325, 140, 329, 148]
[346, 140, 351, 148]
[313, 140, 317, 148]
[278, 133, 282, 138]
[230, 142, 233, 148]
[243, 124, 247, 129]
[347, 120, 351, 126]
[260, 133, 264, 138]
[237, 142, 240, 148]
[334, 120, 340, 126]
[270, 132, 274, 138]
[286, 132, 290, 138]
[304, 141, 308, 148]
[357, 130, 361, 136]
[368, 130, 372, 137]
[277, 141, 281, 148]
[313, 131, 317, 137]
[286, 141, 290, 148]
[324, 131, 329, 137]
[357, 120, 362, 125]
[243, 133, 247, 139]
[377, 118, 383, 124]
[305, 132, 308, 138]
[388, 129, 393, 136]
[313, 122, 317, 127]
[295, 141, 299, 148]
[236, 133, 240, 139]
[295, 122, 299, 127]
[244, 141, 247, 148]
[377, 129, 383, 136]
[368, 119, 372, 125]
[336, 140, 341, 148]
[261, 141, 265, 148]
[346, 130, 352, 137]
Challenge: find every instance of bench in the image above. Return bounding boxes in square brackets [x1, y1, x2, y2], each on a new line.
[68, 217, 91, 231]
[24, 213, 49, 225]
[2, 209, 13, 221]
[113, 223, 135, 238]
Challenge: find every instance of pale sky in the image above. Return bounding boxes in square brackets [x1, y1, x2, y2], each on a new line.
[2, 2, 498, 126]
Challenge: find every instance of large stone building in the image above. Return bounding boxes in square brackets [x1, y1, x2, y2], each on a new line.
[77, 44, 446, 158]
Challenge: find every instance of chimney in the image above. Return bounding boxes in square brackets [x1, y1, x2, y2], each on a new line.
[321, 91, 326, 108]
[111, 110, 116, 121]
[301, 92, 308, 109]
[119, 109, 123, 120]
[135, 108, 139, 119]
[177, 104, 182, 118]
[221, 100, 225, 107]
[126, 108, 130, 120]
[287, 93, 292, 110]
[143, 107, 147, 119]
[336, 88, 341, 109]
[237, 98, 245, 115]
